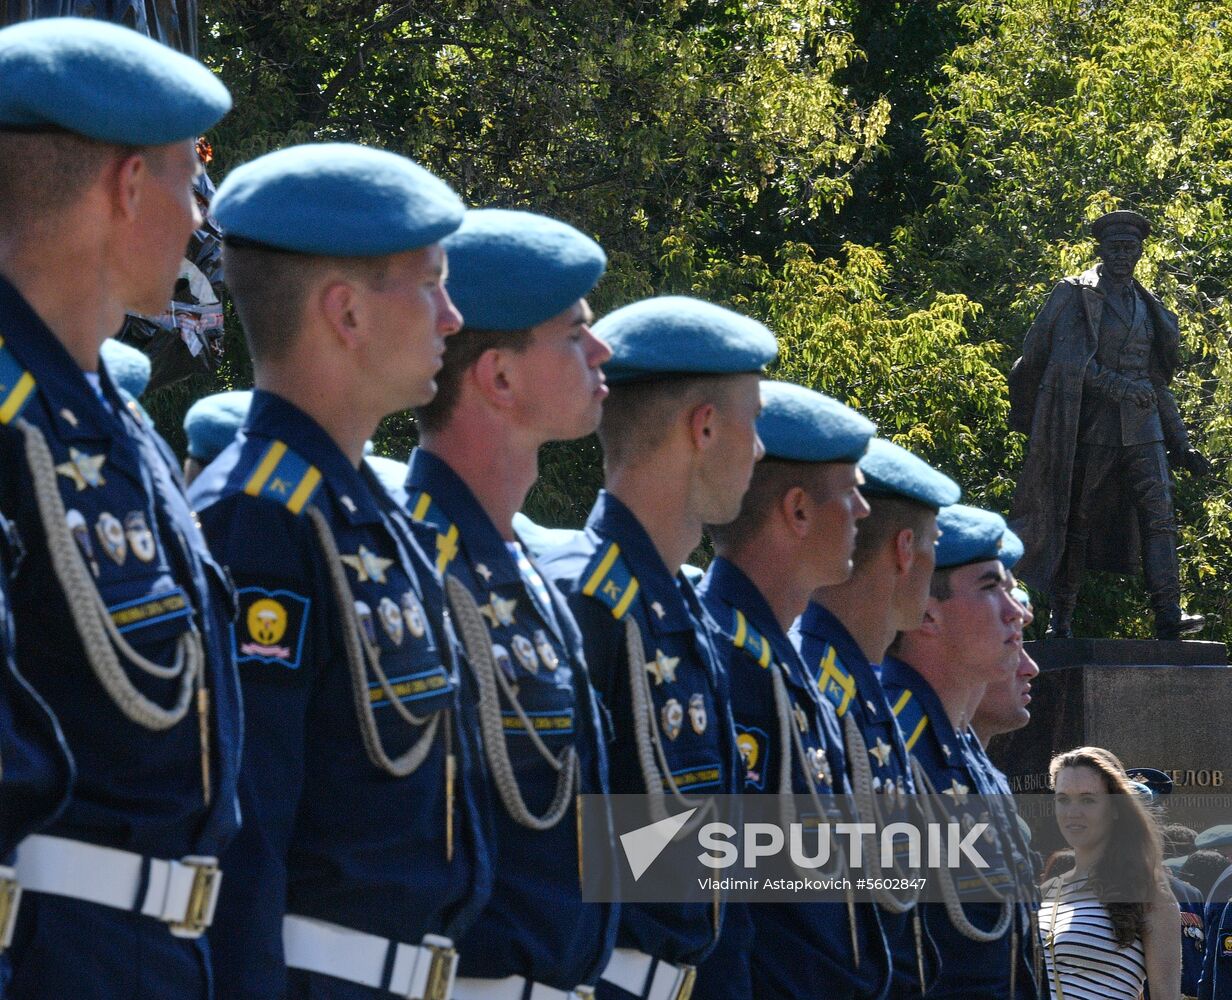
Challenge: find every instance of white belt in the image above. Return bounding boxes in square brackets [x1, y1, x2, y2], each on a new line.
[452, 975, 596, 1000]
[283, 914, 458, 1000]
[601, 949, 697, 1000]
[14, 834, 220, 939]
[0, 865, 21, 951]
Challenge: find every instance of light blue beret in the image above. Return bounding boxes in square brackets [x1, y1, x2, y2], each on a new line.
[213, 144, 464, 256]
[757, 380, 874, 464]
[999, 526, 1024, 571]
[857, 439, 961, 510]
[1196, 825, 1232, 850]
[935, 505, 1007, 570]
[596, 296, 778, 385]
[183, 389, 252, 462]
[1163, 855, 1188, 871]
[0, 18, 230, 144]
[443, 209, 606, 331]
[100, 339, 151, 399]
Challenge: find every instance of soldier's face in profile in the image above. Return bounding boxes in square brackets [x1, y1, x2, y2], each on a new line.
[505, 298, 610, 442]
[368, 243, 463, 408]
[936, 558, 1023, 681]
[125, 138, 202, 315]
[1098, 235, 1142, 281]
[695, 374, 765, 526]
[897, 515, 940, 631]
[804, 462, 870, 586]
[974, 646, 1039, 738]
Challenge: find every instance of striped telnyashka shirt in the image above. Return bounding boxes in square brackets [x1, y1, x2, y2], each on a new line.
[1039, 874, 1147, 1000]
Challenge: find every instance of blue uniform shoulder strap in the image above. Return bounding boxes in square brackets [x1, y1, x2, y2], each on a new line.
[812, 642, 857, 718]
[579, 541, 640, 620]
[405, 487, 460, 575]
[0, 335, 37, 425]
[730, 608, 773, 668]
[242, 439, 323, 515]
[890, 687, 930, 752]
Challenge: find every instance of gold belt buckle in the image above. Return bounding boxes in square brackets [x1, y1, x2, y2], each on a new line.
[168, 857, 220, 939]
[674, 965, 697, 1000]
[420, 940, 457, 1000]
[0, 869, 22, 951]
[574, 989, 596, 1000]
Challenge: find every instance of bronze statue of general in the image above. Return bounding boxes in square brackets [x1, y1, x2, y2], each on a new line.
[1009, 210, 1212, 640]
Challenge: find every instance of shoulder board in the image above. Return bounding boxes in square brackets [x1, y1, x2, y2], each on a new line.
[890, 687, 929, 752]
[242, 440, 323, 515]
[580, 541, 640, 620]
[406, 488, 460, 575]
[813, 643, 856, 718]
[0, 335, 37, 425]
[730, 609, 772, 668]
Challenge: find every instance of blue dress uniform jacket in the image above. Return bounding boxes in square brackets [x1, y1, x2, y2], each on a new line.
[1202, 895, 1232, 999]
[879, 656, 1039, 1000]
[790, 601, 938, 998]
[538, 491, 741, 984]
[403, 448, 618, 991]
[0, 276, 241, 999]
[190, 394, 490, 999]
[695, 557, 891, 1000]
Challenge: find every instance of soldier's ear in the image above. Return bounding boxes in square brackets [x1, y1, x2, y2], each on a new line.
[893, 527, 916, 576]
[688, 402, 719, 451]
[110, 150, 149, 223]
[319, 279, 363, 348]
[781, 486, 811, 538]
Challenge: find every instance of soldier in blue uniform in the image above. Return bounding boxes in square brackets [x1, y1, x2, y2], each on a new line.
[880, 505, 1040, 999]
[182, 389, 252, 485]
[791, 438, 959, 997]
[403, 207, 619, 999]
[693, 380, 893, 999]
[0, 19, 240, 999]
[189, 143, 491, 999]
[539, 296, 775, 1000]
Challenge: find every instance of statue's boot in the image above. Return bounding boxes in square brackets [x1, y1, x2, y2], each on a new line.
[1047, 537, 1084, 639]
[1145, 533, 1204, 639]
[1045, 607, 1073, 640]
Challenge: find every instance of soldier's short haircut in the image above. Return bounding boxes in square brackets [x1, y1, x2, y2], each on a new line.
[0, 133, 148, 236]
[414, 326, 534, 433]
[707, 459, 843, 551]
[597, 374, 743, 469]
[930, 567, 955, 601]
[851, 495, 936, 574]
[223, 244, 390, 365]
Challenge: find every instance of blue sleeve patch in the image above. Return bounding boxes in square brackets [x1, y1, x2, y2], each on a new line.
[233, 586, 311, 669]
[735, 725, 769, 791]
[890, 687, 930, 752]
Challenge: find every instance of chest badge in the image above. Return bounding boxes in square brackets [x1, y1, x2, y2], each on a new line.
[792, 700, 808, 734]
[533, 629, 559, 671]
[400, 591, 427, 639]
[340, 545, 394, 584]
[868, 736, 892, 768]
[56, 448, 106, 491]
[943, 779, 970, 805]
[651, 601, 666, 620]
[475, 563, 493, 583]
[511, 634, 538, 674]
[95, 511, 127, 565]
[492, 643, 518, 694]
[124, 511, 156, 563]
[66, 509, 99, 577]
[645, 648, 679, 686]
[378, 596, 404, 645]
[661, 697, 683, 740]
[481, 594, 518, 629]
[807, 747, 832, 786]
[688, 693, 707, 735]
[355, 600, 379, 648]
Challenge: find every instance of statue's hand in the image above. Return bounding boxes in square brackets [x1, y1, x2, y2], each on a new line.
[1183, 449, 1216, 477]
[1127, 380, 1157, 408]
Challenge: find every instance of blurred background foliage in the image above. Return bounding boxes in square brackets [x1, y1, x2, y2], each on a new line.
[142, 0, 1232, 640]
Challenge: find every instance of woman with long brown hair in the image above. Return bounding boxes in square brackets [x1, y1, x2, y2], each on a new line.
[1039, 746, 1181, 1000]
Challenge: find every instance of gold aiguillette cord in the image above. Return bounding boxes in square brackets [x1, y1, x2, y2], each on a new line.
[914, 911, 926, 994]
[576, 792, 584, 887]
[197, 679, 211, 807]
[445, 712, 455, 862]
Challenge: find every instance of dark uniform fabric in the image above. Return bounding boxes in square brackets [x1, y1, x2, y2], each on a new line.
[790, 601, 937, 998]
[0, 276, 241, 999]
[0, 510, 72, 859]
[1162, 875, 1205, 1000]
[880, 656, 1039, 1000]
[402, 448, 618, 991]
[190, 393, 490, 999]
[538, 491, 740, 989]
[694, 557, 890, 1000]
[1203, 894, 1232, 1000]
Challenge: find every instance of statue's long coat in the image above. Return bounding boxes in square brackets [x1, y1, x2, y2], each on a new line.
[1007, 267, 1184, 591]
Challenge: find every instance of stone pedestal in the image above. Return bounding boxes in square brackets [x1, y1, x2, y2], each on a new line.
[988, 639, 1231, 795]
